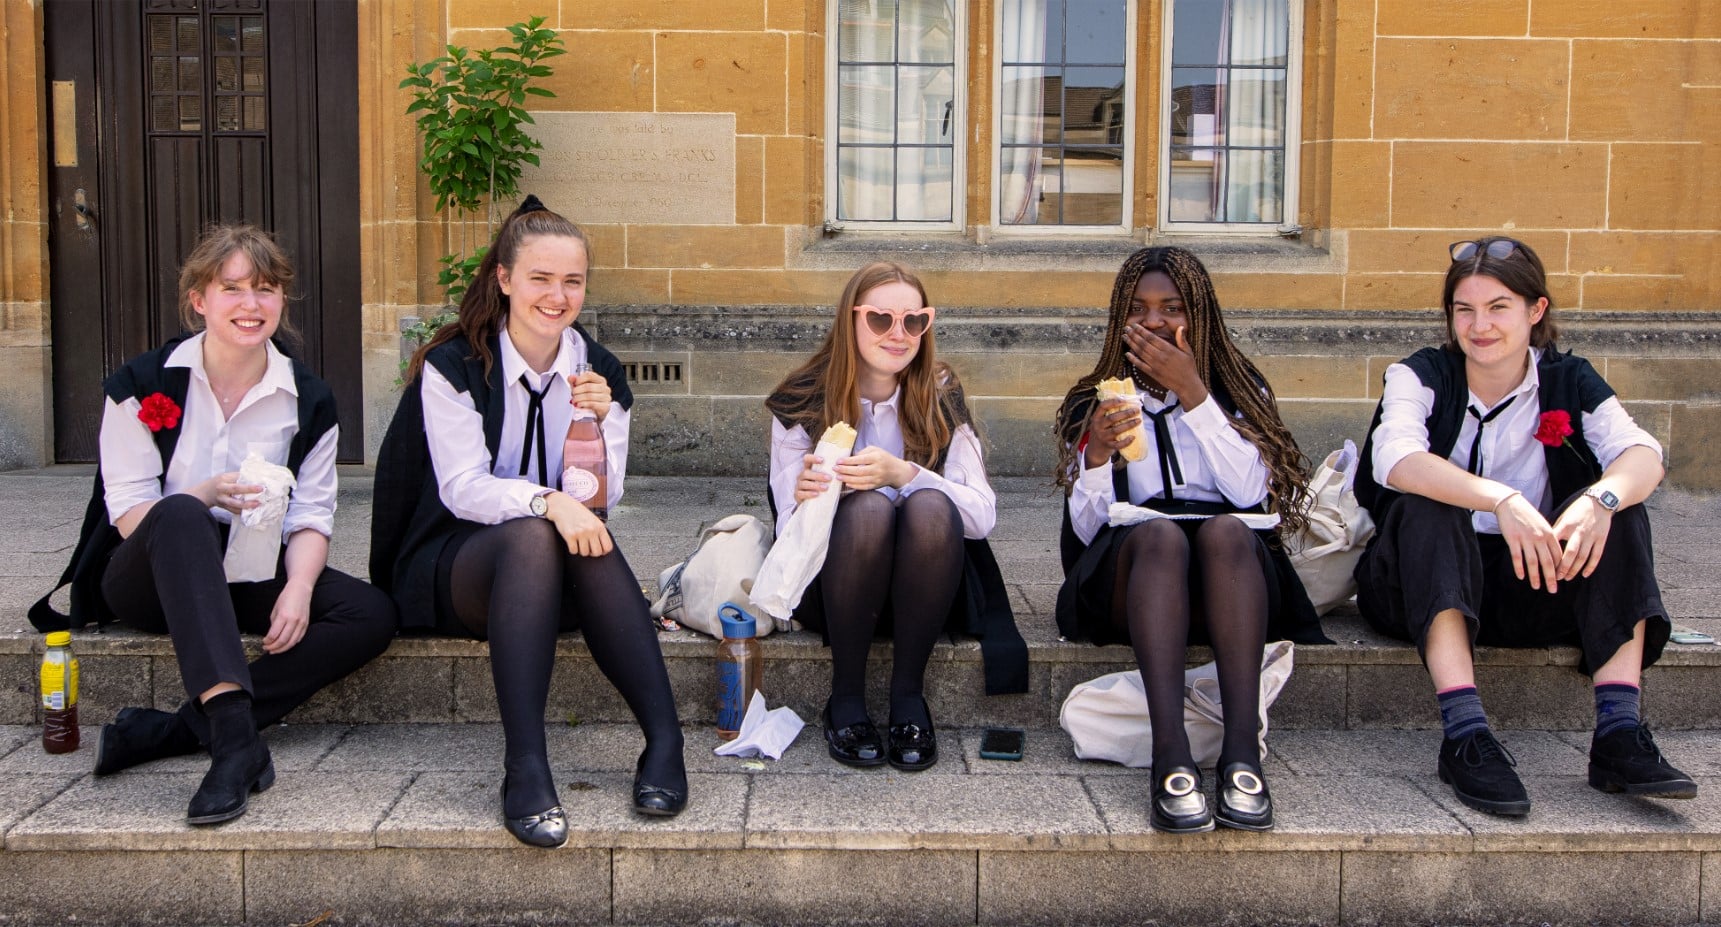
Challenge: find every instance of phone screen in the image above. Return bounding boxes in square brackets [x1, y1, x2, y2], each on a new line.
[979, 728, 1025, 758]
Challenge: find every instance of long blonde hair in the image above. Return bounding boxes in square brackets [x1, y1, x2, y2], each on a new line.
[765, 261, 962, 467]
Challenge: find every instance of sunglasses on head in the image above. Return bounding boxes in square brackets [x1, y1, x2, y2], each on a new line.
[853, 304, 936, 338]
[1449, 239, 1522, 263]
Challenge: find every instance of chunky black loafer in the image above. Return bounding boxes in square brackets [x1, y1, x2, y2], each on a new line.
[1214, 762, 1274, 831]
[822, 702, 885, 768]
[1150, 765, 1214, 834]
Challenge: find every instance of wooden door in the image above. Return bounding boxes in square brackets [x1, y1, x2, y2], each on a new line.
[45, 0, 361, 461]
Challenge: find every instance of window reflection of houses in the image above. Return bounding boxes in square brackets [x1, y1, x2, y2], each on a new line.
[1009, 74, 1126, 225]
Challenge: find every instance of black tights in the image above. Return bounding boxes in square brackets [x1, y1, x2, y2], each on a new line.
[820, 489, 964, 729]
[446, 518, 683, 817]
[1110, 516, 1268, 772]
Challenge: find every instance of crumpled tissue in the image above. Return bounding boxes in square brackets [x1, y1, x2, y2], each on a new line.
[222, 451, 297, 582]
[712, 690, 805, 760]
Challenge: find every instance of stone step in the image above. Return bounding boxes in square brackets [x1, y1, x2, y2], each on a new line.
[6, 472, 1721, 733]
[0, 722, 1718, 926]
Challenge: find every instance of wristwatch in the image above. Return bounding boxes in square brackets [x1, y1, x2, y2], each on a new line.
[1584, 486, 1620, 512]
[529, 492, 551, 517]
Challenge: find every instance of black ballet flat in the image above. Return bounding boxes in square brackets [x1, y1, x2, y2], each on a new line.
[499, 782, 568, 848]
[822, 702, 885, 768]
[632, 755, 688, 817]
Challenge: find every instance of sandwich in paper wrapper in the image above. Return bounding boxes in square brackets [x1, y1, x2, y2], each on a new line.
[1095, 377, 1149, 462]
[222, 451, 297, 582]
[749, 420, 858, 630]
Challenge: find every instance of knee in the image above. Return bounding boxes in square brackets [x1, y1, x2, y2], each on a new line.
[151, 493, 219, 532]
[1194, 515, 1255, 559]
[899, 489, 959, 533]
[1120, 519, 1188, 565]
[494, 516, 562, 562]
[834, 489, 896, 535]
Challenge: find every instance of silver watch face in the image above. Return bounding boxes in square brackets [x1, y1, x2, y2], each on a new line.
[1591, 488, 1619, 510]
[530, 494, 549, 517]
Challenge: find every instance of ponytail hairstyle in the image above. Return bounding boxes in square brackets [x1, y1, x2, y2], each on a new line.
[405, 195, 590, 382]
[178, 223, 300, 346]
[765, 261, 965, 468]
[1053, 246, 1309, 534]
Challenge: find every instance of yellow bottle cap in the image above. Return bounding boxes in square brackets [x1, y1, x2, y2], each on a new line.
[44, 631, 71, 647]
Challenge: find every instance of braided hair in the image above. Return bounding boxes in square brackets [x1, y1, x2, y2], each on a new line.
[1053, 246, 1309, 535]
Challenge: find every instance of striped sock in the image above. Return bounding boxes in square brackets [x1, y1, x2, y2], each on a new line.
[1437, 686, 1490, 741]
[1594, 682, 1641, 739]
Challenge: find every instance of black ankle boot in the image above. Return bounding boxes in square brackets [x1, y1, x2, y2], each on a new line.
[186, 691, 274, 826]
[95, 707, 201, 776]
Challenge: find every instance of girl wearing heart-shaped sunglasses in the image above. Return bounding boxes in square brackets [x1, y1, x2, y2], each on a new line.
[766, 262, 1025, 773]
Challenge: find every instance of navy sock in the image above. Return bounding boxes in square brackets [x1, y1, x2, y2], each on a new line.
[1437, 686, 1490, 741]
[1594, 682, 1641, 739]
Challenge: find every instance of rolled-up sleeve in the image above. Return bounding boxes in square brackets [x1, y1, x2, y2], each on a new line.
[1179, 395, 1270, 509]
[1585, 396, 1663, 468]
[422, 366, 540, 524]
[899, 424, 996, 539]
[99, 396, 166, 525]
[281, 425, 338, 539]
[1372, 364, 1436, 490]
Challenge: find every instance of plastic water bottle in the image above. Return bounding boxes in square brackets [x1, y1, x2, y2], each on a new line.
[40, 631, 80, 754]
[716, 603, 762, 741]
[561, 362, 608, 520]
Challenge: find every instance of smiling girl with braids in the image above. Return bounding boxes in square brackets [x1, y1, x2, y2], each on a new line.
[1053, 246, 1322, 834]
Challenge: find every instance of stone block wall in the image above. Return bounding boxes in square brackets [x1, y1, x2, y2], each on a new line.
[0, 2, 51, 469]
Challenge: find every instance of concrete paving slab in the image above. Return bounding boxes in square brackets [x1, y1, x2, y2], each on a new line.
[1269, 729, 1589, 778]
[1419, 774, 1721, 851]
[0, 725, 31, 759]
[744, 772, 1108, 850]
[952, 725, 1294, 778]
[0, 849, 244, 926]
[6, 770, 410, 851]
[378, 770, 745, 850]
[1552, 728, 1721, 776]
[315, 722, 507, 771]
[0, 772, 78, 836]
[0, 722, 346, 775]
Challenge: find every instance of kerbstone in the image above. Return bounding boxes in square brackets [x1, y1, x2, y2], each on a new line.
[614, 848, 976, 927]
[1269, 729, 1587, 778]
[979, 848, 1340, 926]
[0, 849, 243, 925]
[0, 722, 344, 775]
[1423, 775, 1721, 851]
[245, 847, 611, 926]
[293, 655, 457, 723]
[1341, 850, 1700, 926]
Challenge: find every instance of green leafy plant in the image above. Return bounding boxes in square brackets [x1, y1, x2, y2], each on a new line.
[400, 16, 565, 309]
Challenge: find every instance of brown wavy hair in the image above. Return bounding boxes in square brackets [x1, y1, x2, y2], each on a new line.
[765, 261, 967, 468]
[1052, 246, 1309, 534]
[405, 196, 590, 383]
[1442, 235, 1558, 351]
[177, 224, 300, 344]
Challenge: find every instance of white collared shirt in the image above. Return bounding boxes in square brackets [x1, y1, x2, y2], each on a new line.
[1066, 391, 1272, 545]
[1371, 347, 1662, 533]
[768, 386, 997, 540]
[99, 333, 339, 539]
[421, 323, 630, 523]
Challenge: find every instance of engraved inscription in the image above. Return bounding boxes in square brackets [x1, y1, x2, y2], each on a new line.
[519, 113, 737, 225]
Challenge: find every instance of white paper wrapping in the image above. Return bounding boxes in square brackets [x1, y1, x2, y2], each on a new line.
[1107, 501, 1280, 531]
[749, 430, 856, 629]
[222, 452, 297, 583]
[712, 691, 805, 760]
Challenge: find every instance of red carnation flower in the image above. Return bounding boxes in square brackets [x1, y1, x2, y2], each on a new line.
[1534, 409, 1573, 448]
[137, 393, 182, 432]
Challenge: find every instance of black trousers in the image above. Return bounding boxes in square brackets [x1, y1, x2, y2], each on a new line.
[1355, 492, 1669, 674]
[100, 493, 399, 742]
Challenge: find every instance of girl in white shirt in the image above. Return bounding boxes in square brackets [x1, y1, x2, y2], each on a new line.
[386, 198, 685, 847]
[68, 225, 397, 826]
[1053, 247, 1315, 834]
[1354, 237, 1693, 819]
[767, 262, 1019, 773]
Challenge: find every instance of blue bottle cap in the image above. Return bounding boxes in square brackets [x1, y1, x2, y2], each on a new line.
[718, 603, 757, 639]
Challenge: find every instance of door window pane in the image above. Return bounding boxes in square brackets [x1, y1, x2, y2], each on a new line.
[1164, 0, 1293, 225]
[834, 0, 959, 222]
[999, 0, 1128, 226]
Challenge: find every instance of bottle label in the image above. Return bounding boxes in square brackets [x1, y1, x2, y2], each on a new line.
[717, 661, 746, 733]
[563, 467, 601, 503]
[40, 655, 78, 710]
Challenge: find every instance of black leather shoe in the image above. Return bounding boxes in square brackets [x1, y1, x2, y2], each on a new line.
[886, 715, 937, 772]
[1589, 724, 1698, 798]
[822, 702, 884, 768]
[633, 755, 688, 817]
[186, 695, 273, 826]
[95, 707, 201, 776]
[500, 781, 569, 848]
[1150, 766, 1214, 834]
[1438, 729, 1531, 816]
[1214, 762, 1274, 831]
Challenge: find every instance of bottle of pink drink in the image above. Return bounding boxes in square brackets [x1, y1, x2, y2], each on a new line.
[561, 363, 608, 521]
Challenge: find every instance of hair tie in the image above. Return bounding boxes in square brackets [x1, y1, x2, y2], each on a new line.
[518, 194, 548, 214]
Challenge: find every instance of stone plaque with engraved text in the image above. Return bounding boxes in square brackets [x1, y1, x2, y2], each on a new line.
[520, 112, 736, 225]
